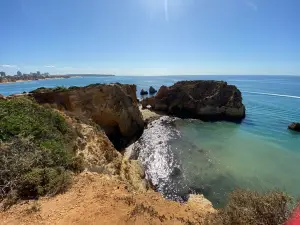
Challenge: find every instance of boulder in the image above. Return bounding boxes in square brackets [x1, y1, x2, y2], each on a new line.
[288, 122, 300, 132]
[140, 89, 148, 95]
[0, 94, 5, 100]
[30, 83, 144, 149]
[149, 86, 157, 94]
[141, 80, 246, 122]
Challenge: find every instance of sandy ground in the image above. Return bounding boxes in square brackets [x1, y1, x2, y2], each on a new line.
[0, 172, 215, 225]
[139, 106, 161, 121]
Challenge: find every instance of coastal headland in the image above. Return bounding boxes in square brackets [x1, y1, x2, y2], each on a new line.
[0, 81, 295, 225]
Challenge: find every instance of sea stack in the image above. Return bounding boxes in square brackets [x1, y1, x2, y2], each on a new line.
[149, 86, 157, 94]
[140, 89, 148, 95]
[142, 80, 246, 122]
[288, 122, 300, 132]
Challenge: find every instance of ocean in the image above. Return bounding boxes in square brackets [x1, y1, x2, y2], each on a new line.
[1, 75, 300, 207]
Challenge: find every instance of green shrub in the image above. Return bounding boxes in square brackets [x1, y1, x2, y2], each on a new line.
[0, 97, 77, 207]
[30, 86, 68, 94]
[68, 154, 85, 173]
[17, 167, 72, 198]
[53, 86, 68, 92]
[29, 87, 48, 93]
[69, 86, 79, 90]
[210, 189, 293, 225]
[0, 97, 74, 143]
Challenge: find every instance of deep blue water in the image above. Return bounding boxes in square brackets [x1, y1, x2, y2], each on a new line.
[1, 75, 300, 206]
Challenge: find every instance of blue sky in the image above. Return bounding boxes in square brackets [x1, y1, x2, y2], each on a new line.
[0, 0, 299, 75]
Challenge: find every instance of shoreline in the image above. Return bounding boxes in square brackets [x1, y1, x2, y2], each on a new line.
[0, 81, 297, 224]
[0, 77, 69, 85]
[124, 106, 161, 160]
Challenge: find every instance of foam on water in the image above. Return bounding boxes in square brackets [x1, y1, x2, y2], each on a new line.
[244, 91, 300, 99]
[128, 116, 190, 202]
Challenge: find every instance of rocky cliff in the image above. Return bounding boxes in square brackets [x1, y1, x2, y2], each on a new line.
[30, 84, 144, 149]
[142, 80, 246, 121]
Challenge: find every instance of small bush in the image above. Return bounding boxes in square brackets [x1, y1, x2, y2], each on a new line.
[29, 87, 48, 93]
[0, 97, 74, 143]
[30, 86, 68, 94]
[53, 86, 68, 92]
[69, 86, 79, 90]
[25, 201, 41, 214]
[211, 189, 293, 225]
[0, 97, 77, 207]
[16, 167, 72, 198]
[68, 154, 85, 173]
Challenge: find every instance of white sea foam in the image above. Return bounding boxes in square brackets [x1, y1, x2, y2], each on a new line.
[128, 116, 189, 201]
[244, 91, 300, 99]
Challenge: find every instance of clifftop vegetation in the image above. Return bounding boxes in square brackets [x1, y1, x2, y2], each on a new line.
[0, 97, 82, 209]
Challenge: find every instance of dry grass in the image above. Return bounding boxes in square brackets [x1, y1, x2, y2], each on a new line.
[210, 189, 293, 225]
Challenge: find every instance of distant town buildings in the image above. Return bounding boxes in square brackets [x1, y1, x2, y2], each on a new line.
[0, 71, 70, 83]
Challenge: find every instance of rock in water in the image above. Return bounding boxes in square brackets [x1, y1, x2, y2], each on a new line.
[288, 122, 300, 132]
[30, 83, 144, 149]
[149, 86, 157, 94]
[142, 80, 246, 122]
[140, 89, 148, 95]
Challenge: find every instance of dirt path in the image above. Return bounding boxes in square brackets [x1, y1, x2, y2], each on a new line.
[0, 172, 215, 225]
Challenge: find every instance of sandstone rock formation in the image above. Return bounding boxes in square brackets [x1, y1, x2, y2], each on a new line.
[30, 83, 144, 149]
[142, 80, 246, 121]
[288, 122, 300, 132]
[66, 114, 149, 191]
[149, 86, 157, 94]
[140, 89, 148, 95]
[0, 172, 215, 225]
[120, 159, 149, 192]
[73, 121, 122, 175]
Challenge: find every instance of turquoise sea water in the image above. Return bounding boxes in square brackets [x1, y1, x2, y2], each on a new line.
[1, 75, 300, 206]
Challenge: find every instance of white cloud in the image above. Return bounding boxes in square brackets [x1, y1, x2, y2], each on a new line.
[1, 64, 17, 68]
[45, 65, 56, 68]
[245, 0, 258, 11]
[59, 66, 74, 70]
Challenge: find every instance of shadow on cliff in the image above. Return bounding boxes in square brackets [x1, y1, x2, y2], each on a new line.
[29, 83, 145, 150]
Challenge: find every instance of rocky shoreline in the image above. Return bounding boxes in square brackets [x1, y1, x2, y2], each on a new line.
[0, 81, 295, 225]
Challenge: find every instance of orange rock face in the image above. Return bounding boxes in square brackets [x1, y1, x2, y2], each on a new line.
[30, 84, 144, 149]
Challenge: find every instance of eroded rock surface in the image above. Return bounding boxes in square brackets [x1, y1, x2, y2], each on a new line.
[30, 84, 144, 149]
[142, 80, 246, 121]
[74, 121, 122, 175]
[288, 122, 300, 132]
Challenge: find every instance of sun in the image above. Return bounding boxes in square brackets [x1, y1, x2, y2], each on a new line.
[139, 0, 169, 22]
[139, 0, 192, 22]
